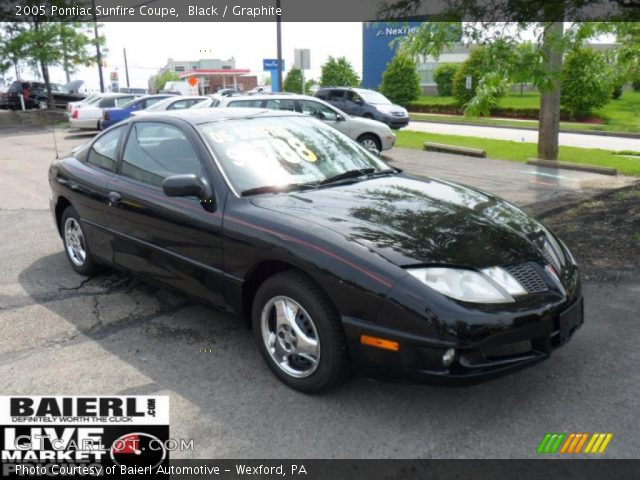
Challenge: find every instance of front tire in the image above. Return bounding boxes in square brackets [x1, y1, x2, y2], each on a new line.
[61, 206, 99, 276]
[252, 271, 349, 393]
[357, 133, 382, 153]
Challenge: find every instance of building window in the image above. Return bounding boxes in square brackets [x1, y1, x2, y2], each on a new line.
[174, 66, 185, 72]
[417, 62, 437, 86]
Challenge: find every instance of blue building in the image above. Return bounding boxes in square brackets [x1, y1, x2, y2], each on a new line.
[362, 22, 423, 90]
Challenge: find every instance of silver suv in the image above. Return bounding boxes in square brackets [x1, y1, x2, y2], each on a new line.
[212, 94, 396, 152]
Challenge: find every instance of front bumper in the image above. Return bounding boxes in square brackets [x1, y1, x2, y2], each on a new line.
[379, 114, 409, 129]
[343, 294, 584, 385]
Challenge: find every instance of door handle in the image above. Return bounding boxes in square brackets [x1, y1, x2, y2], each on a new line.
[108, 191, 122, 205]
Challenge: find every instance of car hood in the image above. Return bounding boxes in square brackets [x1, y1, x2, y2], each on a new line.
[64, 80, 84, 93]
[374, 103, 407, 115]
[250, 175, 549, 268]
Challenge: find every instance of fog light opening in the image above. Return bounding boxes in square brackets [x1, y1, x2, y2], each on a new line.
[442, 348, 456, 367]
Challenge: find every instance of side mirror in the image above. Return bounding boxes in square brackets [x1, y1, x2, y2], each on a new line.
[163, 174, 214, 208]
[336, 114, 345, 122]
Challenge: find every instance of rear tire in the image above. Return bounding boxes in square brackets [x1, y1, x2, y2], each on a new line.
[252, 270, 349, 393]
[61, 206, 99, 276]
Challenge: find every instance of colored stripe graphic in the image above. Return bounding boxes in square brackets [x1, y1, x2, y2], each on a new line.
[539, 433, 613, 454]
[537, 433, 565, 453]
[584, 433, 613, 454]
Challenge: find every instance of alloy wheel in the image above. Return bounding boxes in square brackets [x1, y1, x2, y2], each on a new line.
[64, 217, 87, 267]
[260, 295, 321, 378]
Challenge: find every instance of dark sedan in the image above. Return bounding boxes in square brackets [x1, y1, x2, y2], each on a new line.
[48, 109, 583, 392]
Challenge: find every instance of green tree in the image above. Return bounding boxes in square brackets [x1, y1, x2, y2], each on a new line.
[304, 78, 317, 92]
[379, 54, 422, 106]
[283, 67, 304, 93]
[561, 47, 614, 118]
[510, 42, 539, 94]
[2, 5, 105, 109]
[0, 23, 26, 80]
[154, 70, 180, 91]
[433, 63, 458, 96]
[320, 56, 360, 87]
[397, 16, 617, 160]
[452, 46, 492, 106]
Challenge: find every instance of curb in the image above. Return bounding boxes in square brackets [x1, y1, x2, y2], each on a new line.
[424, 142, 486, 157]
[526, 159, 617, 176]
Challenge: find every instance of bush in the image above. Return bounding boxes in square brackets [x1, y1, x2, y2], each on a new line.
[632, 78, 640, 92]
[319, 56, 360, 87]
[283, 67, 303, 94]
[561, 47, 614, 118]
[452, 47, 489, 106]
[433, 63, 459, 97]
[379, 54, 422, 106]
[612, 83, 624, 100]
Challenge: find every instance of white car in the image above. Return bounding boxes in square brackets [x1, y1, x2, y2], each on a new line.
[131, 95, 209, 117]
[68, 94, 139, 130]
[215, 94, 396, 152]
[66, 93, 105, 117]
[191, 95, 224, 109]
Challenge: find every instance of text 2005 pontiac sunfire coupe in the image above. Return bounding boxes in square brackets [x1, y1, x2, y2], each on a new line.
[49, 109, 583, 392]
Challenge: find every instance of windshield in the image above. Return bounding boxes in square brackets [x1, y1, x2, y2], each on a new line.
[192, 99, 211, 109]
[357, 90, 392, 105]
[144, 98, 172, 111]
[86, 95, 102, 105]
[119, 97, 140, 108]
[198, 116, 388, 193]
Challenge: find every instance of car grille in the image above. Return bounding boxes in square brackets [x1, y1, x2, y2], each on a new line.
[504, 263, 548, 294]
[391, 112, 406, 117]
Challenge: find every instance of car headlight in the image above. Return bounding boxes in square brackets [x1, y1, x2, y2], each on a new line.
[407, 267, 527, 304]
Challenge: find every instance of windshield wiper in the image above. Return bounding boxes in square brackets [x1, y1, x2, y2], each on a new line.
[369, 168, 400, 177]
[318, 168, 376, 186]
[241, 182, 318, 197]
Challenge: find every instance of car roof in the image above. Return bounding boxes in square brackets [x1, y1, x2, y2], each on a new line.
[222, 93, 316, 102]
[131, 107, 302, 125]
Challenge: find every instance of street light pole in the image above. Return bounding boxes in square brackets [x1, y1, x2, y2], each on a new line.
[123, 48, 130, 88]
[91, 0, 105, 93]
[276, 0, 283, 92]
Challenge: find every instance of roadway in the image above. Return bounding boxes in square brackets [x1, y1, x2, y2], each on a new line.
[406, 121, 640, 151]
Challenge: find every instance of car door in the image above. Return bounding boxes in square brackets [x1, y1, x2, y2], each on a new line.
[327, 89, 348, 112]
[104, 120, 226, 306]
[298, 99, 349, 136]
[344, 91, 365, 117]
[55, 125, 127, 263]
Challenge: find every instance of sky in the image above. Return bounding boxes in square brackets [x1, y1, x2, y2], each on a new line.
[45, 22, 364, 91]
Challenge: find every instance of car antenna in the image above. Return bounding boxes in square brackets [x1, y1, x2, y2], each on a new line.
[51, 111, 60, 159]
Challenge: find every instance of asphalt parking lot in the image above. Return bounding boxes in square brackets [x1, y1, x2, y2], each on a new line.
[1, 126, 639, 459]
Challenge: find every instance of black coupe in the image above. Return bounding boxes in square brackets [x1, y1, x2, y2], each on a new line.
[49, 109, 583, 392]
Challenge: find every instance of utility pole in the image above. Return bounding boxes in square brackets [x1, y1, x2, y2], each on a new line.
[123, 48, 130, 87]
[91, 0, 105, 93]
[276, 0, 283, 92]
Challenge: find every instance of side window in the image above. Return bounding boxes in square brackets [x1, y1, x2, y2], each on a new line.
[263, 99, 295, 111]
[315, 90, 327, 100]
[115, 96, 134, 106]
[120, 122, 203, 188]
[345, 91, 362, 103]
[87, 126, 124, 172]
[142, 98, 164, 109]
[299, 100, 339, 121]
[167, 99, 195, 110]
[227, 100, 263, 108]
[99, 98, 116, 108]
[328, 90, 345, 101]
